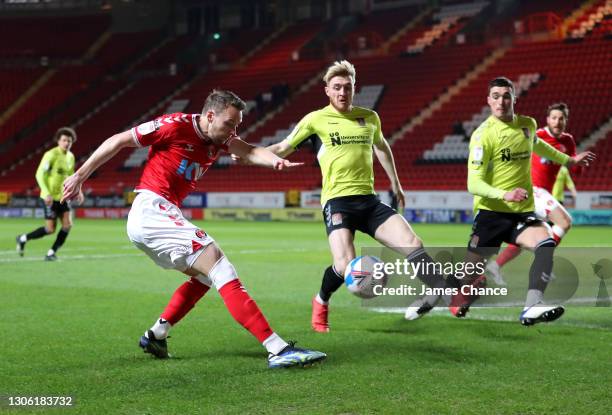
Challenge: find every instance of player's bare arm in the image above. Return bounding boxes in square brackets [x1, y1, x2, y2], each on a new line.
[62, 130, 136, 202]
[266, 139, 295, 158]
[229, 137, 302, 170]
[373, 137, 405, 208]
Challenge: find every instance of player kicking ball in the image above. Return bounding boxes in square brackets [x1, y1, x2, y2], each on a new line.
[448, 78, 594, 325]
[266, 61, 447, 330]
[486, 103, 580, 285]
[62, 90, 326, 368]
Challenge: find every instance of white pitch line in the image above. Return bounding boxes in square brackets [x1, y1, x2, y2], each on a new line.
[0, 247, 318, 263]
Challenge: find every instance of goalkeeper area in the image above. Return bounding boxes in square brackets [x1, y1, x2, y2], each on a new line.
[1, 219, 611, 414]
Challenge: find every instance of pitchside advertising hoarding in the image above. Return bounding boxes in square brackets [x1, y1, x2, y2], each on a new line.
[0, 191, 611, 224]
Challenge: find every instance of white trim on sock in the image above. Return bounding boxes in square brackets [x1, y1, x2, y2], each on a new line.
[551, 225, 566, 240]
[524, 289, 544, 310]
[262, 332, 288, 355]
[315, 293, 329, 306]
[151, 317, 172, 339]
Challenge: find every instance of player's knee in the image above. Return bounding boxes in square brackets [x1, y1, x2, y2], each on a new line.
[61, 225, 72, 232]
[208, 256, 238, 290]
[193, 274, 213, 288]
[45, 225, 56, 234]
[559, 215, 572, 231]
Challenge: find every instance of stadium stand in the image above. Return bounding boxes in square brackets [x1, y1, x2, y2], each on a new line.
[0, 1, 610, 197]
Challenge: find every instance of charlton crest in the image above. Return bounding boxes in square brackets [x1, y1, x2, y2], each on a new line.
[195, 229, 206, 239]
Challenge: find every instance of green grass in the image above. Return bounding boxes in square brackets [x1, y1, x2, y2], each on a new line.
[1, 219, 611, 414]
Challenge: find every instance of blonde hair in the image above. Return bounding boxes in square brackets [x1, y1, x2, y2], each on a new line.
[323, 60, 356, 85]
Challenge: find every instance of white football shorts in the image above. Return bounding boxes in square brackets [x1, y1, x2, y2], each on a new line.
[533, 186, 563, 221]
[126, 190, 214, 272]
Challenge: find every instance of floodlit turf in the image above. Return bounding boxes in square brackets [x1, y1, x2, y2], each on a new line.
[1, 219, 611, 414]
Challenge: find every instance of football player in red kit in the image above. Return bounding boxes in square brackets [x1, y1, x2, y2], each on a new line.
[62, 90, 326, 368]
[487, 103, 585, 285]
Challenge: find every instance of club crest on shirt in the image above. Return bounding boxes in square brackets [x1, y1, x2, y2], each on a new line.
[185, 144, 195, 152]
[195, 229, 207, 239]
[522, 128, 530, 139]
[355, 117, 366, 127]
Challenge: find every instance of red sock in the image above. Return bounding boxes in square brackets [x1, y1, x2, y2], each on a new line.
[496, 244, 522, 267]
[218, 279, 274, 342]
[552, 233, 562, 245]
[160, 277, 210, 325]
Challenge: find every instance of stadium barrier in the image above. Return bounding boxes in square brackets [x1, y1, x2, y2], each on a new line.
[204, 208, 320, 222]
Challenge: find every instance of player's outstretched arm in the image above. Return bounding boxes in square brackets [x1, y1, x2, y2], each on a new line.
[373, 138, 405, 208]
[229, 137, 302, 170]
[62, 131, 136, 202]
[266, 139, 296, 158]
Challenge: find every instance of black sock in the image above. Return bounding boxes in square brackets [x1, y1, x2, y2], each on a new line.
[406, 248, 447, 289]
[318, 265, 344, 302]
[51, 229, 70, 252]
[26, 226, 48, 241]
[529, 238, 556, 291]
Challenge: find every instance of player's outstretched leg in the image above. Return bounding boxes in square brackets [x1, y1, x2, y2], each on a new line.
[403, 247, 448, 320]
[311, 265, 343, 332]
[139, 276, 211, 359]
[202, 252, 326, 368]
[16, 227, 49, 257]
[519, 238, 564, 326]
[45, 227, 71, 261]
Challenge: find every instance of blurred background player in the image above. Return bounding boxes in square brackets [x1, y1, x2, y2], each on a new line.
[487, 103, 579, 286]
[16, 127, 83, 261]
[266, 60, 447, 330]
[62, 90, 326, 368]
[449, 79, 594, 325]
[552, 166, 577, 204]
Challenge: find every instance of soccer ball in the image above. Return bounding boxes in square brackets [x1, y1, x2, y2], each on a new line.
[344, 255, 388, 299]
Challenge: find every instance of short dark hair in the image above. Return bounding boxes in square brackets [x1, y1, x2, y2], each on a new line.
[202, 89, 246, 114]
[547, 102, 569, 118]
[54, 126, 77, 143]
[488, 77, 514, 93]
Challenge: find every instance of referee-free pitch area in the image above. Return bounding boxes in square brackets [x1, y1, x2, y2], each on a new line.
[2, 219, 611, 414]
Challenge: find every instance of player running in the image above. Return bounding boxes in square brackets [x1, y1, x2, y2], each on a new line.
[16, 127, 83, 261]
[449, 78, 594, 325]
[486, 103, 580, 286]
[266, 60, 447, 331]
[62, 90, 326, 368]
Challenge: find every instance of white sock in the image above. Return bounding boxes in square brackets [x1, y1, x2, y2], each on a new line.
[47, 249, 55, 256]
[150, 317, 172, 339]
[315, 293, 328, 306]
[262, 332, 289, 355]
[524, 289, 544, 310]
[19, 234, 27, 243]
[551, 225, 566, 240]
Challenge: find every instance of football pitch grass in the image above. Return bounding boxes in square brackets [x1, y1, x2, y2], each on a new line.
[2, 219, 611, 414]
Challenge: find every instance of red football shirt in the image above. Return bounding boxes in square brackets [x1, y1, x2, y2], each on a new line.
[130, 113, 233, 206]
[531, 127, 576, 192]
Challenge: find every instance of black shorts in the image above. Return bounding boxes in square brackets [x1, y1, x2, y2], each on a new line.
[42, 199, 71, 220]
[322, 195, 397, 237]
[467, 209, 542, 257]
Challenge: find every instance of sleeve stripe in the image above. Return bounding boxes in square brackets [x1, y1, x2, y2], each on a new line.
[130, 128, 143, 148]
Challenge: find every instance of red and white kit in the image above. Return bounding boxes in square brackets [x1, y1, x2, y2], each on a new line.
[126, 113, 234, 272]
[531, 127, 576, 219]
